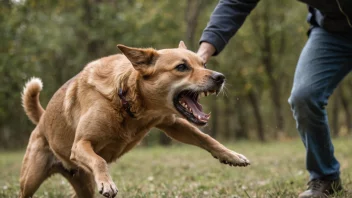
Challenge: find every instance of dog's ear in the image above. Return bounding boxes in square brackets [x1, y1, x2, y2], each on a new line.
[117, 44, 158, 73]
[178, 41, 187, 49]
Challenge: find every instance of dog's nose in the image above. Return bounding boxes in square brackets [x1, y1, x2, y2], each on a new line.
[211, 72, 225, 84]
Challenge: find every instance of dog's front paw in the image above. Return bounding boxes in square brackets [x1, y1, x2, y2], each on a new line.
[96, 176, 118, 198]
[212, 150, 250, 167]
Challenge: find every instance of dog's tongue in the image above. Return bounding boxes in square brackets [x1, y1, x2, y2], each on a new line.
[181, 96, 210, 121]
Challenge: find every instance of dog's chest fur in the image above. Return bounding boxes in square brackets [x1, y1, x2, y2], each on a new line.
[93, 117, 161, 163]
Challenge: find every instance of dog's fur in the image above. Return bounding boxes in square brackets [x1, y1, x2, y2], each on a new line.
[20, 42, 250, 198]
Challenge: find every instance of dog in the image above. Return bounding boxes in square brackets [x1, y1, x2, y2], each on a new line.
[20, 41, 250, 198]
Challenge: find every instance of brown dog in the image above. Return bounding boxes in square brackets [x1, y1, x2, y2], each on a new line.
[20, 41, 250, 198]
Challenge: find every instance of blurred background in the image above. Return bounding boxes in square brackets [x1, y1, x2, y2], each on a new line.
[1, 0, 351, 150]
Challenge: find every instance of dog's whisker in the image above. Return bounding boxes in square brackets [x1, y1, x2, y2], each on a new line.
[221, 89, 228, 98]
[222, 90, 228, 98]
[219, 84, 229, 98]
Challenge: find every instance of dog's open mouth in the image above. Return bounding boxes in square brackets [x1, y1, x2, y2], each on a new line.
[173, 89, 219, 126]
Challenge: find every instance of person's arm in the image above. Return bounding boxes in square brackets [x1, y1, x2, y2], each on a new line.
[198, 0, 260, 62]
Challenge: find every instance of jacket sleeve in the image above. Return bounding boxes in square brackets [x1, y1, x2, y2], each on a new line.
[200, 0, 260, 55]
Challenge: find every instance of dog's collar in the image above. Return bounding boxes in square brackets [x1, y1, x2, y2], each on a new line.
[118, 88, 136, 118]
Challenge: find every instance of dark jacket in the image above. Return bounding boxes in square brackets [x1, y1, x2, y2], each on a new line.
[200, 0, 352, 55]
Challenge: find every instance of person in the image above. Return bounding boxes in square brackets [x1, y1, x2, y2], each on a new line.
[197, 0, 352, 197]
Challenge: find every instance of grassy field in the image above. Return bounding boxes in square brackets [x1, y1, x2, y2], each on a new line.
[0, 137, 351, 198]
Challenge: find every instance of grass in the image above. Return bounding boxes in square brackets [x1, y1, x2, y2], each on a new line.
[0, 137, 351, 198]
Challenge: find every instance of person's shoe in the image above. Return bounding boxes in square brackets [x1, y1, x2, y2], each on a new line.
[298, 178, 343, 198]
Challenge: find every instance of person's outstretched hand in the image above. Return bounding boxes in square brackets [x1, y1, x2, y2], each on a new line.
[197, 42, 216, 63]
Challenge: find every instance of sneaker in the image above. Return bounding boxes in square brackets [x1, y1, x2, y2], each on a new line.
[298, 178, 343, 198]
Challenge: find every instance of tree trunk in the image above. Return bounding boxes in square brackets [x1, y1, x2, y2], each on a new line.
[3, 0, 11, 7]
[339, 86, 352, 134]
[209, 99, 219, 138]
[82, 0, 101, 58]
[223, 96, 231, 140]
[247, 90, 265, 142]
[185, 0, 207, 50]
[159, 133, 172, 146]
[261, 9, 285, 139]
[141, 137, 149, 147]
[332, 91, 340, 137]
[235, 96, 249, 139]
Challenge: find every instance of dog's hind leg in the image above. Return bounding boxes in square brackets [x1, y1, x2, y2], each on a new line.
[19, 130, 54, 198]
[58, 167, 95, 198]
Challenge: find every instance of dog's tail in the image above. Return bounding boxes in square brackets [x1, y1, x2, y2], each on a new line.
[22, 77, 45, 125]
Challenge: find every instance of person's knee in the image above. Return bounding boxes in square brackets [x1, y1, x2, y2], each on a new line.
[289, 87, 311, 107]
[288, 86, 326, 119]
[289, 86, 318, 114]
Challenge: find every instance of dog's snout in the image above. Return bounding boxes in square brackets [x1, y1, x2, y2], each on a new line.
[211, 72, 225, 84]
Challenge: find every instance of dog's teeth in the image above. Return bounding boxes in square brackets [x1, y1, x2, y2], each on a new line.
[197, 115, 201, 120]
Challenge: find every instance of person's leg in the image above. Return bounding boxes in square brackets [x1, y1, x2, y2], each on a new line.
[288, 27, 352, 195]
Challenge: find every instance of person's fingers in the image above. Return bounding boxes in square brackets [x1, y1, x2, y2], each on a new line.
[197, 53, 209, 63]
[197, 42, 216, 63]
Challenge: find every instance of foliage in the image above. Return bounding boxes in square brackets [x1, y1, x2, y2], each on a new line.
[0, 0, 351, 148]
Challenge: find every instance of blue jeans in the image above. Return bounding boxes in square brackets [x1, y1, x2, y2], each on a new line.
[288, 27, 352, 181]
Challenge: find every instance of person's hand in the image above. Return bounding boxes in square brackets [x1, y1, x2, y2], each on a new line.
[197, 42, 216, 63]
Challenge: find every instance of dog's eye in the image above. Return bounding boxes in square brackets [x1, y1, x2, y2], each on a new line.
[175, 64, 189, 72]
